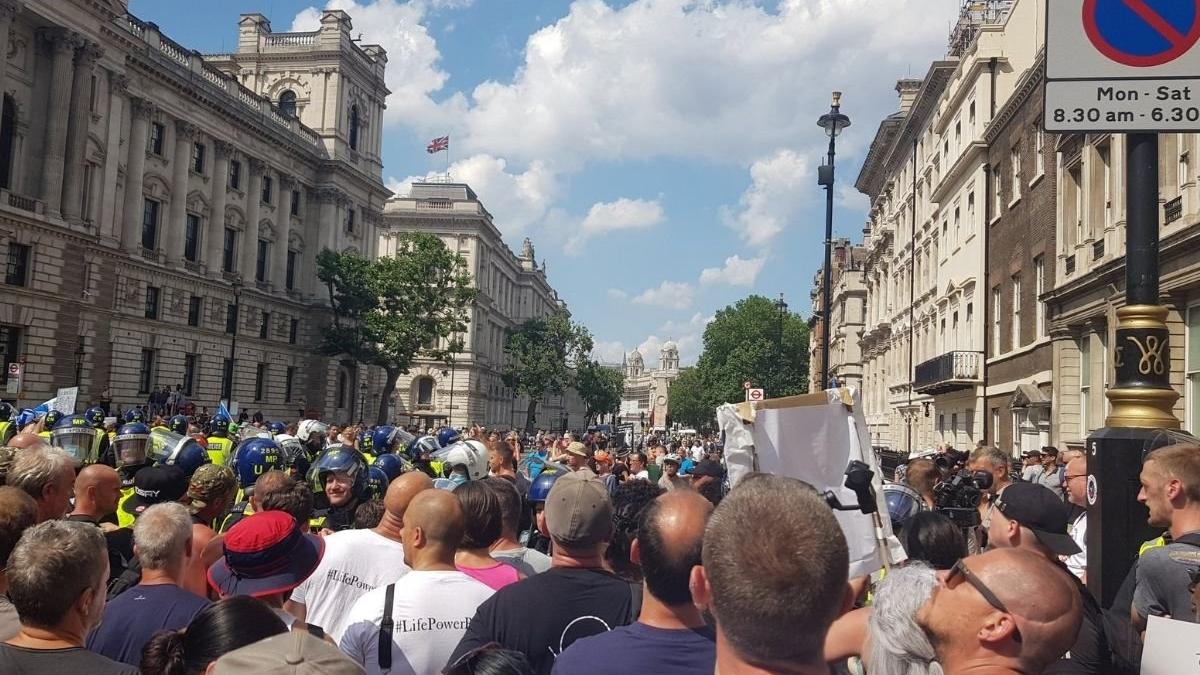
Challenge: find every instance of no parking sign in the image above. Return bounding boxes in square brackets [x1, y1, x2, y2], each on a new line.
[1046, 0, 1200, 132]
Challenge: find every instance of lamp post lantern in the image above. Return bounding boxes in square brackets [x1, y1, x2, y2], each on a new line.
[222, 279, 243, 404]
[816, 91, 850, 392]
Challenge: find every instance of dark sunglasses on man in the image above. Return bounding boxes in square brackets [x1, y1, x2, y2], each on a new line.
[946, 558, 1023, 643]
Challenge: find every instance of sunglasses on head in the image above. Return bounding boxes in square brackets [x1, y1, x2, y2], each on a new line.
[947, 559, 1023, 643]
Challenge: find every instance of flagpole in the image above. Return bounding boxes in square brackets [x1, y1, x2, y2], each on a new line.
[445, 137, 450, 180]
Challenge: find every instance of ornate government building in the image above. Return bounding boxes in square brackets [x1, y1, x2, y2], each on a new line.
[0, 0, 389, 420]
[618, 342, 680, 433]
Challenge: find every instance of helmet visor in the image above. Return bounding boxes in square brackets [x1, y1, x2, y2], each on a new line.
[117, 438, 149, 466]
[148, 429, 185, 464]
[52, 429, 95, 465]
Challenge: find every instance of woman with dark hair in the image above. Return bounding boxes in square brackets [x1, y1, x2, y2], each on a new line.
[444, 642, 534, 675]
[606, 479, 665, 582]
[455, 481, 520, 590]
[901, 510, 968, 570]
[140, 596, 286, 675]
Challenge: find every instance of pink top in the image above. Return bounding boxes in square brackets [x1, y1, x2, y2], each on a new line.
[456, 561, 521, 590]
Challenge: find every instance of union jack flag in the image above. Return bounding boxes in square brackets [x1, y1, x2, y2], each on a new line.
[426, 135, 449, 153]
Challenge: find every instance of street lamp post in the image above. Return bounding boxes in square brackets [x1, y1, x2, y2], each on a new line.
[222, 279, 243, 404]
[816, 91, 850, 393]
[775, 293, 787, 395]
[74, 339, 85, 387]
[358, 381, 367, 424]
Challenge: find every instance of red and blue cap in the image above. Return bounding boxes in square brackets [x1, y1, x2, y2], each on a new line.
[207, 510, 324, 598]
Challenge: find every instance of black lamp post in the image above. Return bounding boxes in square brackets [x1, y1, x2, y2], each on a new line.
[816, 91, 850, 392]
[775, 293, 787, 394]
[223, 279, 243, 404]
[73, 338, 85, 387]
[358, 381, 367, 424]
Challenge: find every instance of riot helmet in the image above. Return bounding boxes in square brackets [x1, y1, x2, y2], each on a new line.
[307, 445, 368, 507]
[432, 439, 489, 486]
[115, 422, 151, 467]
[123, 408, 146, 424]
[51, 414, 98, 465]
[169, 414, 189, 436]
[436, 426, 462, 449]
[84, 405, 106, 429]
[43, 410, 63, 429]
[231, 437, 283, 490]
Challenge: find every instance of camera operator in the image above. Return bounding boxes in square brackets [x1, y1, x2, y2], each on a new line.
[905, 458, 939, 510]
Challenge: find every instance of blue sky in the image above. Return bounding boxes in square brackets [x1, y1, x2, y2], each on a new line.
[129, 0, 961, 367]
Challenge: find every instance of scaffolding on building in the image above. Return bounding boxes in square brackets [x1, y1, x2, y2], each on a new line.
[947, 0, 1014, 57]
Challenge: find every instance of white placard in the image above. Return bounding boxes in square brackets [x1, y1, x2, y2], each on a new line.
[54, 387, 78, 415]
[1142, 614, 1200, 674]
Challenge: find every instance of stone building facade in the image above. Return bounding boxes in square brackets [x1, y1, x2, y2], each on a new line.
[379, 182, 586, 431]
[0, 1, 389, 421]
[808, 238, 867, 393]
[981, 54, 1056, 455]
[618, 343, 680, 434]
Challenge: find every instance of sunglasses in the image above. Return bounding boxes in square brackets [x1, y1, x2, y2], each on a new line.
[947, 559, 1023, 643]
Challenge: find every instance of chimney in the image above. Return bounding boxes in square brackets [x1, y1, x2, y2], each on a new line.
[896, 79, 922, 115]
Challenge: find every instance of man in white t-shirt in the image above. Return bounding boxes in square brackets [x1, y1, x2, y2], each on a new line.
[339, 488, 494, 675]
[286, 472, 432, 641]
[1062, 455, 1088, 581]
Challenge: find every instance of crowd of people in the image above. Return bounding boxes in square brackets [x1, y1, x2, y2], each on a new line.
[0, 400, 1197, 673]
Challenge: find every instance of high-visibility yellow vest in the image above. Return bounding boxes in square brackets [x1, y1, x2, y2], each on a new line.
[0, 421, 12, 444]
[207, 436, 234, 467]
[1140, 535, 1167, 556]
[116, 488, 136, 528]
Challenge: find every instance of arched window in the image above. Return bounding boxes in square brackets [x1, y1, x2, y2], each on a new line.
[348, 104, 359, 151]
[0, 94, 15, 190]
[278, 90, 297, 118]
[417, 377, 434, 406]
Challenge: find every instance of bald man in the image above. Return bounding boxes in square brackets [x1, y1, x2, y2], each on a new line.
[7, 432, 47, 451]
[67, 465, 122, 526]
[917, 548, 1083, 674]
[554, 490, 716, 675]
[286, 471, 433, 641]
[339, 489, 494, 675]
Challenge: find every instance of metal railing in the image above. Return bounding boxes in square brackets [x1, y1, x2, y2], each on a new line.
[914, 350, 981, 393]
[1093, 238, 1105, 260]
[1165, 196, 1183, 224]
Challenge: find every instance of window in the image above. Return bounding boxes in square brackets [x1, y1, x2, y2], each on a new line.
[1079, 335, 1091, 434]
[256, 239, 269, 282]
[1099, 143, 1112, 228]
[1188, 306, 1200, 430]
[417, 377, 434, 405]
[0, 324, 19, 389]
[260, 311, 270, 340]
[138, 349, 155, 394]
[222, 228, 236, 273]
[1069, 164, 1084, 245]
[992, 165, 1003, 218]
[278, 90, 297, 118]
[142, 199, 160, 250]
[145, 285, 160, 320]
[89, 74, 98, 113]
[1181, 152, 1191, 189]
[1034, 124, 1045, 176]
[991, 286, 1002, 355]
[1034, 255, 1046, 336]
[349, 105, 360, 151]
[254, 363, 266, 401]
[221, 358, 233, 400]
[261, 175, 273, 205]
[184, 214, 200, 262]
[182, 354, 196, 397]
[289, 318, 298, 344]
[286, 250, 297, 290]
[1010, 147, 1021, 201]
[187, 296, 201, 327]
[149, 122, 165, 155]
[81, 163, 96, 222]
[291, 190, 300, 216]
[336, 370, 348, 409]
[0, 94, 15, 189]
[1011, 274, 1022, 349]
[192, 142, 205, 174]
[229, 160, 241, 190]
[5, 243, 29, 286]
[991, 407, 1000, 446]
[285, 366, 295, 402]
[346, 208, 355, 233]
[966, 192, 975, 229]
[226, 304, 238, 334]
[953, 206, 961, 243]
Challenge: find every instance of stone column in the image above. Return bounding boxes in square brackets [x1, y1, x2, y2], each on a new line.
[310, 187, 338, 298]
[274, 175, 294, 292]
[121, 97, 154, 252]
[0, 2, 23, 112]
[100, 73, 128, 243]
[207, 140, 232, 277]
[164, 120, 196, 264]
[61, 41, 101, 223]
[241, 158, 265, 281]
[39, 28, 78, 217]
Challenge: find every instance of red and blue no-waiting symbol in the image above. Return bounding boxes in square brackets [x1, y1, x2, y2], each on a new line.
[1083, 0, 1200, 67]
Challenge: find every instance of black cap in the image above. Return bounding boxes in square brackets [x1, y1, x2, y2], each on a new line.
[993, 483, 1081, 556]
[122, 465, 188, 518]
[690, 459, 724, 479]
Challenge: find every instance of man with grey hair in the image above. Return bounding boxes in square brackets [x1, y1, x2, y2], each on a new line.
[86, 502, 209, 666]
[692, 473, 851, 673]
[7, 445, 76, 522]
[0, 520, 136, 673]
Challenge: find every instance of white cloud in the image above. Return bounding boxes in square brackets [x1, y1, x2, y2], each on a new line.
[386, 154, 559, 236]
[566, 198, 665, 254]
[631, 281, 694, 310]
[600, 313, 712, 369]
[607, 289, 628, 301]
[721, 149, 809, 247]
[591, 340, 628, 364]
[699, 254, 767, 287]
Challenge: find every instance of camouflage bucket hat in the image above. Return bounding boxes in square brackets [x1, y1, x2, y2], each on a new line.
[187, 464, 237, 514]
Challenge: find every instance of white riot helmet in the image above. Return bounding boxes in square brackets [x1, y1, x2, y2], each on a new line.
[432, 439, 489, 481]
[296, 420, 328, 443]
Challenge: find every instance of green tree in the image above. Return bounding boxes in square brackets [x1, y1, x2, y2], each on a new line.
[576, 360, 625, 426]
[668, 295, 809, 428]
[502, 311, 593, 431]
[317, 233, 476, 424]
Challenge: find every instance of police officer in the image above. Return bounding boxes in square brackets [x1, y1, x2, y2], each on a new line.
[524, 465, 566, 554]
[123, 407, 147, 424]
[267, 421, 287, 438]
[50, 413, 103, 467]
[0, 401, 14, 444]
[307, 445, 368, 532]
[38, 410, 63, 443]
[168, 414, 189, 436]
[205, 411, 235, 466]
[83, 405, 114, 466]
[218, 437, 284, 532]
[408, 434, 443, 479]
[112, 422, 154, 528]
[431, 439, 489, 489]
[296, 419, 328, 460]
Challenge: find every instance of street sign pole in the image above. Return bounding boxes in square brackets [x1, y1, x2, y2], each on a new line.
[1046, 0, 1192, 607]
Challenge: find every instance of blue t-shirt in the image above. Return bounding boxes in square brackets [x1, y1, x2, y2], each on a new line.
[551, 622, 716, 675]
[87, 584, 210, 665]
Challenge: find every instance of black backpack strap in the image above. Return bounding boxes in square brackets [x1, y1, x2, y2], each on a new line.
[1173, 532, 1200, 548]
[106, 556, 142, 601]
[377, 583, 395, 673]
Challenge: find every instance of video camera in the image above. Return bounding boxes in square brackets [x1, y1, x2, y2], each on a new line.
[932, 469, 993, 528]
[933, 449, 967, 473]
[822, 460, 878, 515]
